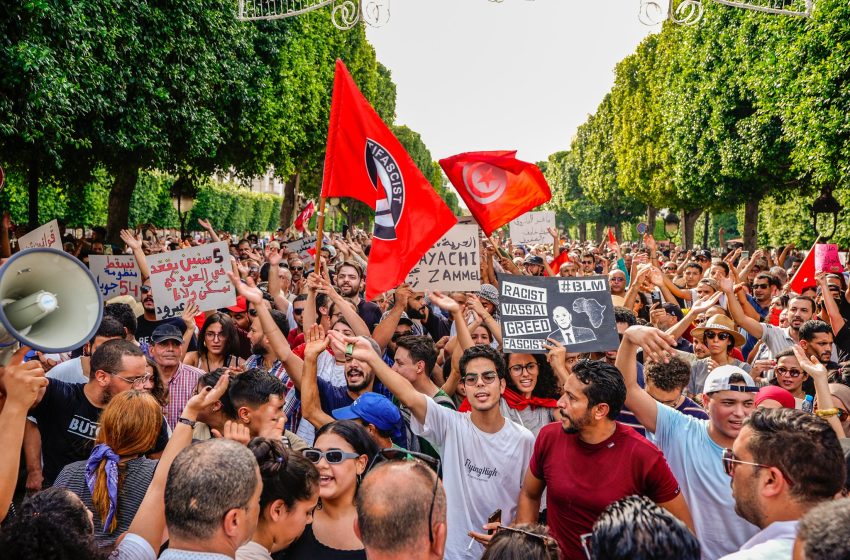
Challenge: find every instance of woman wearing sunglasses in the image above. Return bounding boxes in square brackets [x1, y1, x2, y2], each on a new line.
[236, 438, 320, 560]
[184, 313, 245, 373]
[284, 420, 378, 559]
[685, 313, 753, 396]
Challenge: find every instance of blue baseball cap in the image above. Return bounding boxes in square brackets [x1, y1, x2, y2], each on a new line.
[332, 393, 403, 439]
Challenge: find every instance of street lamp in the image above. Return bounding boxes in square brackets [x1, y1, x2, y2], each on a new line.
[811, 185, 842, 240]
[664, 211, 680, 242]
[171, 178, 196, 239]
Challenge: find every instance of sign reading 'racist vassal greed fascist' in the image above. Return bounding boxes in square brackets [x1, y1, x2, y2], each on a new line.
[497, 273, 619, 354]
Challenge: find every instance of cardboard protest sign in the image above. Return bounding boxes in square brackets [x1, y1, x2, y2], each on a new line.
[147, 241, 235, 320]
[815, 243, 843, 273]
[18, 219, 61, 250]
[497, 273, 619, 354]
[404, 224, 481, 292]
[88, 255, 142, 301]
[509, 211, 555, 246]
[285, 235, 317, 261]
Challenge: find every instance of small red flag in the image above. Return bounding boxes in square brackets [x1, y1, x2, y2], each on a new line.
[608, 228, 617, 245]
[789, 241, 817, 294]
[545, 252, 572, 276]
[439, 151, 551, 236]
[321, 60, 456, 299]
[293, 200, 315, 232]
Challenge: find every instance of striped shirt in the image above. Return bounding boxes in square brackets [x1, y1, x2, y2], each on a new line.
[163, 363, 205, 429]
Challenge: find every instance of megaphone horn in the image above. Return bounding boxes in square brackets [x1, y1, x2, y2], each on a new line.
[0, 248, 103, 364]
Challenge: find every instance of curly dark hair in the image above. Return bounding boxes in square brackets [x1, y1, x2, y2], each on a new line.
[504, 353, 561, 400]
[459, 345, 506, 379]
[0, 487, 107, 560]
[645, 357, 691, 392]
[572, 359, 627, 419]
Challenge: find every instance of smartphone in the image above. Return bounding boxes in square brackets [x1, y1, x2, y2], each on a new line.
[651, 291, 662, 305]
[487, 509, 502, 534]
[342, 224, 350, 239]
[741, 250, 750, 260]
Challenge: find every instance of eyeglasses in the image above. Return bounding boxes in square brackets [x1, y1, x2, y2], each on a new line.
[204, 331, 225, 340]
[303, 448, 361, 465]
[462, 371, 499, 386]
[278, 262, 289, 268]
[140, 285, 152, 294]
[391, 330, 413, 341]
[663, 266, 677, 272]
[775, 367, 803, 378]
[752, 283, 770, 290]
[704, 331, 732, 341]
[291, 266, 304, 271]
[368, 448, 441, 543]
[696, 257, 710, 262]
[108, 372, 152, 387]
[722, 448, 793, 485]
[509, 362, 538, 375]
[292, 308, 304, 315]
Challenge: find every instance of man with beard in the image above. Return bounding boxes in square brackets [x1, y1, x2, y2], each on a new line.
[799, 320, 839, 371]
[336, 261, 382, 331]
[513, 359, 691, 559]
[343, 340, 534, 560]
[287, 294, 308, 347]
[150, 324, 205, 429]
[618, 325, 760, 559]
[720, 408, 844, 559]
[134, 278, 197, 353]
[19, 340, 168, 486]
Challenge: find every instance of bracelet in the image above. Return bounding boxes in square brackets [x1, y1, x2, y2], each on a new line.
[815, 408, 840, 418]
[178, 417, 197, 428]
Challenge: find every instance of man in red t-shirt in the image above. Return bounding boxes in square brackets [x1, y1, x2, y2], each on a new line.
[515, 359, 694, 559]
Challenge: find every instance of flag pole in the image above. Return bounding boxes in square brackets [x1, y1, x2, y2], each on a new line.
[314, 197, 327, 274]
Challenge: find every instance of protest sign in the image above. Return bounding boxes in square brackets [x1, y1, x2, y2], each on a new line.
[497, 273, 619, 354]
[285, 234, 317, 261]
[17, 219, 61, 250]
[815, 243, 843, 273]
[509, 211, 555, 246]
[404, 224, 481, 292]
[147, 241, 235, 320]
[88, 255, 142, 300]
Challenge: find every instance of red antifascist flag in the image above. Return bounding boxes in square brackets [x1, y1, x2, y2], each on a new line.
[439, 150, 551, 236]
[293, 200, 315, 232]
[321, 59, 456, 300]
[789, 241, 817, 294]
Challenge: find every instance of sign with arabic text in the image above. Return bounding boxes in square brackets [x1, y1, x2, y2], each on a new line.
[509, 211, 555, 246]
[18, 219, 61, 250]
[88, 255, 142, 301]
[404, 224, 480, 292]
[497, 273, 618, 354]
[284, 234, 317, 261]
[147, 241, 235, 320]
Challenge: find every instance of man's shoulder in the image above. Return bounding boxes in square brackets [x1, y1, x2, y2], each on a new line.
[179, 363, 205, 377]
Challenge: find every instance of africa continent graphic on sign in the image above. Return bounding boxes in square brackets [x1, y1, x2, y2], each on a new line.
[462, 162, 507, 204]
[366, 138, 405, 241]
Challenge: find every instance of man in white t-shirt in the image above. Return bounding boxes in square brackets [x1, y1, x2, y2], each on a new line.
[328, 334, 534, 560]
[617, 325, 760, 559]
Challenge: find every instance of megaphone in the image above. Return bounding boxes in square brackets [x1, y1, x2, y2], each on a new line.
[0, 248, 103, 363]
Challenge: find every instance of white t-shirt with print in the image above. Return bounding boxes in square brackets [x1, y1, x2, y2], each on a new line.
[411, 397, 535, 560]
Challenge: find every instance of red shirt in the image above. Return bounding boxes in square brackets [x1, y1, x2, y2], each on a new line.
[529, 422, 681, 559]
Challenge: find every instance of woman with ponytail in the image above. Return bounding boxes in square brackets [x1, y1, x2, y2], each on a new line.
[237, 438, 321, 559]
[53, 390, 161, 547]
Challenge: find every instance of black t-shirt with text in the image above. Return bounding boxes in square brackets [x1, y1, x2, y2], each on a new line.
[135, 315, 197, 352]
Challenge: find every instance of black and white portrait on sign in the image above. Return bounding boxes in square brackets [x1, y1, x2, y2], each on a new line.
[497, 273, 619, 354]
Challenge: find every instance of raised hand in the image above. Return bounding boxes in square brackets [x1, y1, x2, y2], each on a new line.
[542, 337, 566, 367]
[120, 229, 142, 251]
[622, 325, 677, 364]
[648, 266, 665, 286]
[181, 300, 200, 328]
[643, 234, 657, 252]
[326, 330, 379, 364]
[392, 284, 413, 310]
[212, 420, 251, 446]
[304, 324, 330, 359]
[792, 344, 828, 380]
[227, 271, 264, 305]
[197, 218, 214, 232]
[690, 291, 723, 315]
[184, 372, 230, 415]
[2, 346, 47, 411]
[429, 290, 461, 314]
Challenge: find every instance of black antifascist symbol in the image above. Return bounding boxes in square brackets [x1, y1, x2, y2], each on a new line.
[365, 138, 405, 241]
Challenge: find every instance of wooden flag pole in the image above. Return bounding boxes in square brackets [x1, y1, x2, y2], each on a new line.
[314, 197, 327, 274]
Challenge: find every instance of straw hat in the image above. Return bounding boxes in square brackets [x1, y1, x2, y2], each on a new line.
[691, 314, 746, 347]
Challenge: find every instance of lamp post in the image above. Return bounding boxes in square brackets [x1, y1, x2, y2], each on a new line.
[811, 186, 842, 240]
[664, 211, 680, 242]
[171, 178, 196, 239]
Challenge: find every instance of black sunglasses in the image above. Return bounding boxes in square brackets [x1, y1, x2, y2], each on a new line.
[704, 331, 732, 341]
[368, 448, 441, 543]
[140, 285, 152, 294]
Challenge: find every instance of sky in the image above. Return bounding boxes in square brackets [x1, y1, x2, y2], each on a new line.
[366, 0, 660, 165]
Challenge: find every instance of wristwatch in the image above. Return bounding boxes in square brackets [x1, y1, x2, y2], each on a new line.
[177, 417, 197, 428]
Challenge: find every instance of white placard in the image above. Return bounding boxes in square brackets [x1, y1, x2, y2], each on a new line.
[405, 224, 481, 292]
[17, 219, 61, 250]
[284, 234, 317, 261]
[147, 241, 235, 320]
[509, 211, 555, 246]
[89, 255, 143, 301]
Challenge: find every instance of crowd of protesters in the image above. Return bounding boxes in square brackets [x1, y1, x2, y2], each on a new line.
[1, 212, 850, 560]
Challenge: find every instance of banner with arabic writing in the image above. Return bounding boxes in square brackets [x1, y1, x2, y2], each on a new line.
[404, 224, 481, 292]
[509, 211, 555, 246]
[284, 235, 317, 261]
[89, 255, 143, 301]
[147, 241, 235, 320]
[17, 220, 61, 250]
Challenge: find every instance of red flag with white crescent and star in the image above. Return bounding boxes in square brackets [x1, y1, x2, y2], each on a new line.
[439, 150, 551, 236]
[789, 241, 817, 294]
[293, 200, 315, 232]
[320, 59, 456, 300]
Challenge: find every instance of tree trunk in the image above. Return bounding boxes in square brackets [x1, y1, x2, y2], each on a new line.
[647, 205, 657, 234]
[614, 223, 623, 241]
[279, 172, 299, 230]
[27, 163, 39, 228]
[106, 166, 139, 246]
[743, 199, 759, 253]
[594, 223, 604, 244]
[683, 209, 702, 250]
[702, 212, 711, 249]
[578, 222, 587, 243]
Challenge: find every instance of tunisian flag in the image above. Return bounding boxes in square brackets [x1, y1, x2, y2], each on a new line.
[321, 60, 456, 300]
[789, 241, 817, 294]
[439, 150, 551, 236]
[293, 200, 315, 232]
